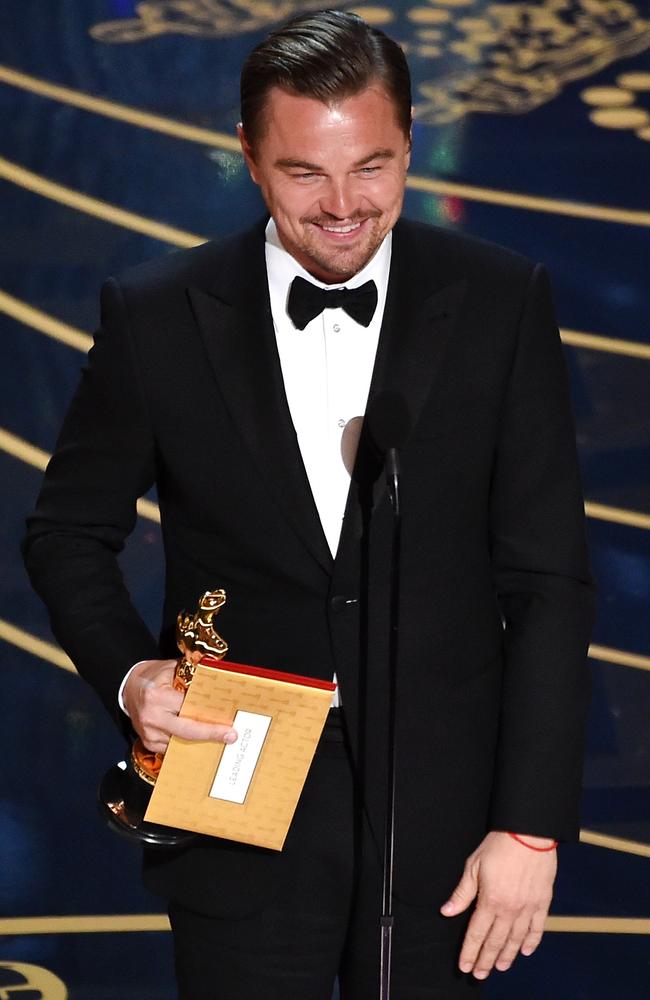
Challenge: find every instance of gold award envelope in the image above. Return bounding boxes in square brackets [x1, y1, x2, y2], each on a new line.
[144, 658, 336, 850]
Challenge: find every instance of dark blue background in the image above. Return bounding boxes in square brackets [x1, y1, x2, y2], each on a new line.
[1, 2, 648, 996]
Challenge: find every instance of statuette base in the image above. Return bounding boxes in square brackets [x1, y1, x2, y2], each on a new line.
[99, 760, 195, 847]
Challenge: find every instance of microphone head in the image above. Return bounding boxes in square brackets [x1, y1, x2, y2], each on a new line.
[365, 391, 412, 455]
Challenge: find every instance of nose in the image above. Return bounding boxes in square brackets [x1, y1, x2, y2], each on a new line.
[319, 177, 359, 220]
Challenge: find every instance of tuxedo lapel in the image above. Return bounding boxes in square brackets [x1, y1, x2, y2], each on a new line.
[336, 220, 468, 561]
[186, 220, 466, 579]
[187, 227, 333, 574]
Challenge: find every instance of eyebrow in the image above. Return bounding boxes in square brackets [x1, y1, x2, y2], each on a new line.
[355, 148, 394, 166]
[274, 148, 395, 171]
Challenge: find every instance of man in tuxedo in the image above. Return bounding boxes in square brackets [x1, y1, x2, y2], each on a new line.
[24, 10, 594, 999]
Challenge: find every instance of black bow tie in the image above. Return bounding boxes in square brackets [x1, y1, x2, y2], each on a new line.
[287, 276, 378, 331]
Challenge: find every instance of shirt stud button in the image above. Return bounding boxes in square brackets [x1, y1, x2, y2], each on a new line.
[333, 324, 341, 333]
[330, 595, 358, 612]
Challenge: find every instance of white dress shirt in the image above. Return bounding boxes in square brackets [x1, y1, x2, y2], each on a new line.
[119, 221, 391, 713]
[265, 218, 391, 556]
[266, 219, 391, 708]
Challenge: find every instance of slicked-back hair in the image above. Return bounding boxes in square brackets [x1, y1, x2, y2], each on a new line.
[240, 9, 412, 149]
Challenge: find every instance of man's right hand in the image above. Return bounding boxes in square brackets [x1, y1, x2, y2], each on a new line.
[123, 659, 238, 754]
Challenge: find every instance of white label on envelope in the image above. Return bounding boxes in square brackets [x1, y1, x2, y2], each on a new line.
[209, 710, 272, 804]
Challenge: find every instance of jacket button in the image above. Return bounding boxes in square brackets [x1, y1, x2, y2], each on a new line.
[330, 595, 358, 612]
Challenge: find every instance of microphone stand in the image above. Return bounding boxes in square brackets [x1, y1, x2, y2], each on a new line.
[379, 446, 401, 1000]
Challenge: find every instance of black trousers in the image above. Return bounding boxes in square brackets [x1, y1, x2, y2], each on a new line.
[168, 711, 483, 999]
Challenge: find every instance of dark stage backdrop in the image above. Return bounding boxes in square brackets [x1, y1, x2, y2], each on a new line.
[0, 2, 648, 997]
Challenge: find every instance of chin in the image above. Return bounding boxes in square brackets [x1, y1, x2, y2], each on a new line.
[307, 245, 378, 282]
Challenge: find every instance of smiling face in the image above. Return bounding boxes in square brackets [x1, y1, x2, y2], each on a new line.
[238, 84, 411, 284]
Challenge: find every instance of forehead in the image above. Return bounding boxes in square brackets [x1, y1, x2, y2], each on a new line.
[258, 85, 406, 155]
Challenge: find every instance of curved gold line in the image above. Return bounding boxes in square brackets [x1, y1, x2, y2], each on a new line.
[2, 64, 650, 228]
[4, 607, 650, 683]
[584, 502, 650, 532]
[6, 288, 650, 366]
[546, 917, 650, 934]
[0, 618, 75, 673]
[0, 426, 647, 535]
[136, 497, 162, 522]
[2, 625, 650, 861]
[588, 644, 650, 672]
[561, 329, 650, 361]
[0, 156, 204, 247]
[0, 427, 160, 523]
[0, 426, 49, 470]
[580, 829, 650, 859]
[0, 64, 241, 152]
[0, 290, 92, 352]
[0, 913, 648, 936]
[8, 298, 647, 539]
[0, 914, 171, 935]
[405, 174, 650, 228]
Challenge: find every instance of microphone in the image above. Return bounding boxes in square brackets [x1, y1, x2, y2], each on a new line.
[365, 392, 411, 510]
[364, 392, 412, 1000]
[365, 390, 411, 456]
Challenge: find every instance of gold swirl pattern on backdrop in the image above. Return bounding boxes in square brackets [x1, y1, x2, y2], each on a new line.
[89, 0, 333, 42]
[581, 70, 650, 139]
[89, 1, 650, 138]
[409, 0, 650, 125]
[0, 963, 68, 998]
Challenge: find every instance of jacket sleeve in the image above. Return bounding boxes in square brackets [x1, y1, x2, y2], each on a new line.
[487, 263, 596, 841]
[23, 278, 161, 732]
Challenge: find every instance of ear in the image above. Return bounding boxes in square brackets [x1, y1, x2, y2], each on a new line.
[402, 107, 413, 169]
[237, 123, 259, 184]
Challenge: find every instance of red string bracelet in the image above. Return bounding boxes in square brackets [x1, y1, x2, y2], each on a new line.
[507, 832, 558, 852]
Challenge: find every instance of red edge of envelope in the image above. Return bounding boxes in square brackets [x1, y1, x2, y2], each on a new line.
[199, 655, 337, 693]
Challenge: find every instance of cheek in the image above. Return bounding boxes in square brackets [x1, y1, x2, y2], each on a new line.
[270, 182, 305, 213]
[278, 194, 321, 227]
[366, 177, 405, 209]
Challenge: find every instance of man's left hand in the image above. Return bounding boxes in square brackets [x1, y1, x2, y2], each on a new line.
[440, 830, 557, 979]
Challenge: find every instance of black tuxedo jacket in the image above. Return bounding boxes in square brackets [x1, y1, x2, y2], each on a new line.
[24, 218, 594, 914]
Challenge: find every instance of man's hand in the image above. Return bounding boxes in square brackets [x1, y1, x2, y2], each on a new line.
[123, 659, 238, 753]
[440, 830, 557, 980]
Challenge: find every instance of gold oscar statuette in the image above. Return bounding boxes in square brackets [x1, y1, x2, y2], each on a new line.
[98, 589, 228, 846]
